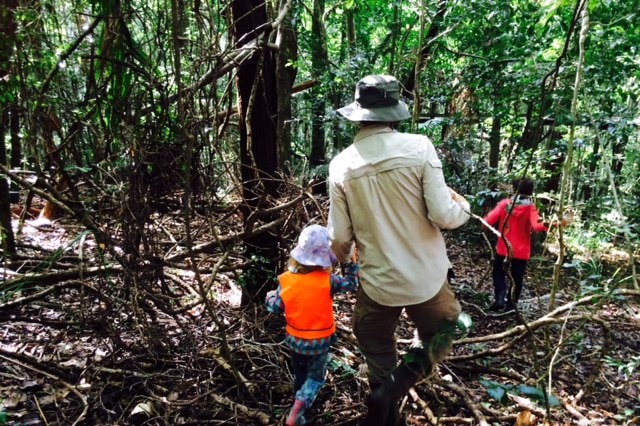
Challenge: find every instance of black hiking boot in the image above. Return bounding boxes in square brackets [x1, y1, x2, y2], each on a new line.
[361, 348, 431, 426]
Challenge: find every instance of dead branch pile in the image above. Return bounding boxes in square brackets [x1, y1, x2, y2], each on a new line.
[1, 184, 639, 425]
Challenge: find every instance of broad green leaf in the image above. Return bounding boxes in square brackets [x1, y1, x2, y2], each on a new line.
[480, 379, 508, 403]
[516, 385, 560, 406]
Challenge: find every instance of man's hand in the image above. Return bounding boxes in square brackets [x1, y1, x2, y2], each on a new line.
[448, 187, 467, 204]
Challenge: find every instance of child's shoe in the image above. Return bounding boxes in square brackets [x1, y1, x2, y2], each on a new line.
[490, 290, 506, 312]
[285, 399, 306, 425]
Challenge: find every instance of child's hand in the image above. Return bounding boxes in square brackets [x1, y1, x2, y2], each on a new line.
[561, 210, 574, 226]
[547, 211, 574, 228]
[347, 242, 358, 263]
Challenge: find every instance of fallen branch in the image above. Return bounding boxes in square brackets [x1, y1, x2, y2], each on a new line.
[452, 289, 640, 353]
[0, 264, 124, 292]
[168, 388, 271, 424]
[200, 347, 257, 394]
[0, 353, 88, 426]
[559, 396, 589, 424]
[439, 380, 490, 426]
[0, 279, 102, 311]
[408, 387, 438, 425]
[506, 393, 546, 418]
[166, 216, 286, 262]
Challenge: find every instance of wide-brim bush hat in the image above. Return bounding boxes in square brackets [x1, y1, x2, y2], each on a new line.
[290, 224, 337, 268]
[337, 74, 411, 122]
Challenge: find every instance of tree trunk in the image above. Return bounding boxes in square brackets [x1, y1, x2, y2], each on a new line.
[611, 133, 626, 184]
[0, 0, 18, 81]
[9, 105, 20, 169]
[328, 5, 355, 154]
[309, 0, 329, 194]
[0, 110, 16, 256]
[231, 0, 280, 303]
[345, 6, 356, 58]
[402, 0, 446, 94]
[489, 98, 501, 169]
[551, 0, 590, 309]
[0, 0, 18, 256]
[275, 0, 297, 171]
[387, 2, 400, 75]
[582, 131, 600, 201]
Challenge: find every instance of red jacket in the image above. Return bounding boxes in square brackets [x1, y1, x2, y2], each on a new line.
[279, 271, 336, 340]
[483, 197, 547, 260]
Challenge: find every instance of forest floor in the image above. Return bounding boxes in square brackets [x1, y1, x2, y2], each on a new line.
[1, 199, 639, 426]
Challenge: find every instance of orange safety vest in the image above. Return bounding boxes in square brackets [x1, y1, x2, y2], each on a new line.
[279, 270, 336, 340]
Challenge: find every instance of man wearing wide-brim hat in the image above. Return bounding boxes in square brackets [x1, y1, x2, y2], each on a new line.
[328, 75, 472, 425]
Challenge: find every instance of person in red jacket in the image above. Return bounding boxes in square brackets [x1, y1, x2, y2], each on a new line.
[483, 177, 548, 311]
[266, 224, 359, 426]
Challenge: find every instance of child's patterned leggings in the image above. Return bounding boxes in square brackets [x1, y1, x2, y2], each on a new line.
[290, 351, 329, 407]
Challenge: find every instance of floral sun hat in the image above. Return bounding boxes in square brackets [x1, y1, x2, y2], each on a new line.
[290, 224, 337, 268]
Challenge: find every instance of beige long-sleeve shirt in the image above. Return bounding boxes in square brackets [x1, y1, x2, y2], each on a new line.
[328, 126, 470, 306]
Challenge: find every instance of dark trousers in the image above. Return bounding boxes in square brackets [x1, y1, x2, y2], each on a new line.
[492, 255, 527, 304]
[352, 281, 461, 384]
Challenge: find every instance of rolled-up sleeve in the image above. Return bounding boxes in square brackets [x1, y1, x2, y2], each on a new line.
[328, 175, 354, 263]
[422, 144, 470, 229]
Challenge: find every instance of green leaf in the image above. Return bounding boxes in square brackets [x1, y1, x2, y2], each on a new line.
[488, 385, 506, 402]
[480, 380, 508, 403]
[328, 356, 357, 377]
[515, 385, 560, 406]
[456, 312, 473, 332]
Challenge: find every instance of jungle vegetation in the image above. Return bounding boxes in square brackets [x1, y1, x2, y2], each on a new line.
[0, 0, 638, 424]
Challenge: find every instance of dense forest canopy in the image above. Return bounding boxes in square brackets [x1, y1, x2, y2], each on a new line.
[0, 0, 639, 424]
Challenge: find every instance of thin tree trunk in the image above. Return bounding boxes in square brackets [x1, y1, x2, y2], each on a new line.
[309, 0, 328, 193]
[411, 1, 425, 132]
[275, 0, 297, 171]
[582, 128, 600, 201]
[0, 111, 17, 257]
[403, 0, 446, 94]
[489, 95, 501, 169]
[345, 6, 356, 58]
[9, 105, 20, 169]
[0, 0, 18, 256]
[550, 0, 589, 310]
[387, 2, 400, 75]
[604, 151, 639, 290]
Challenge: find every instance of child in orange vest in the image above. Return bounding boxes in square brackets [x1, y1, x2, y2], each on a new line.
[266, 224, 359, 426]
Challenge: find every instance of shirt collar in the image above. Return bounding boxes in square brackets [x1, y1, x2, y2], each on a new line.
[354, 125, 395, 142]
[511, 195, 532, 206]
